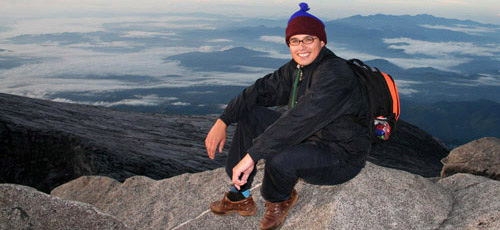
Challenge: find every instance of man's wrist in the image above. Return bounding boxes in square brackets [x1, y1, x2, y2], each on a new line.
[216, 118, 227, 128]
[245, 153, 255, 163]
[247, 151, 261, 163]
[218, 115, 232, 127]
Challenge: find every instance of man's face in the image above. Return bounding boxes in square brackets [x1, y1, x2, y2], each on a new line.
[289, 34, 325, 67]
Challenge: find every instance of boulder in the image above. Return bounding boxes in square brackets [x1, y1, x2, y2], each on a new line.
[51, 162, 452, 230]
[0, 184, 128, 230]
[441, 137, 500, 180]
[437, 173, 500, 229]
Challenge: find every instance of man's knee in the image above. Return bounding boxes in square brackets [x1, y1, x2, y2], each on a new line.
[265, 152, 295, 176]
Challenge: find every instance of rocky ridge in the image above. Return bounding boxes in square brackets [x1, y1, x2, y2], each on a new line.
[0, 93, 449, 193]
[0, 93, 231, 193]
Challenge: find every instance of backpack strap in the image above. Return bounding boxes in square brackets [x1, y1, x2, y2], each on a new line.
[349, 59, 380, 72]
[380, 72, 400, 121]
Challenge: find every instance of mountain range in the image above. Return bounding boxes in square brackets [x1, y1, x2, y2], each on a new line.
[402, 99, 500, 147]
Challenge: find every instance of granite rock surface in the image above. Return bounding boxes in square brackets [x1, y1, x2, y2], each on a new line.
[45, 162, 499, 230]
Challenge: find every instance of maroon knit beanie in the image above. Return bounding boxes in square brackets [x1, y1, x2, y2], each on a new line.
[285, 2, 327, 46]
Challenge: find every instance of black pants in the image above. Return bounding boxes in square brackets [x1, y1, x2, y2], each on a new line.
[225, 106, 363, 202]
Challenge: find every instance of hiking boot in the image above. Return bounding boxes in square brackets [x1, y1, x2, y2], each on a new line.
[210, 192, 257, 216]
[260, 189, 299, 230]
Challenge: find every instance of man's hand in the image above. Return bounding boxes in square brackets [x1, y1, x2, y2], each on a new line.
[232, 154, 255, 190]
[205, 118, 227, 159]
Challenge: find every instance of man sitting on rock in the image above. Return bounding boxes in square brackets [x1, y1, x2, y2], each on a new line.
[205, 2, 371, 230]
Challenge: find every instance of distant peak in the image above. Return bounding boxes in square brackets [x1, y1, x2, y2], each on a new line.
[221, 47, 264, 55]
[331, 13, 487, 28]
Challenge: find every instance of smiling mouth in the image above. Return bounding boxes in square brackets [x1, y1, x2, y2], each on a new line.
[298, 53, 310, 57]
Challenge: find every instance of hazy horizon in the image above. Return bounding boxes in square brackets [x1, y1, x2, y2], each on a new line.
[1, 0, 499, 25]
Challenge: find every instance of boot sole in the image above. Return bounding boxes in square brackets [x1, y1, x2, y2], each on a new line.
[211, 208, 257, 216]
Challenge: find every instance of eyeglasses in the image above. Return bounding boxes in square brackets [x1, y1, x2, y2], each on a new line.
[288, 36, 317, 46]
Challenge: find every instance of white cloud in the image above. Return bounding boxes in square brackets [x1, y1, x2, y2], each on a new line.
[259, 36, 284, 44]
[0, 16, 215, 39]
[186, 90, 214, 94]
[121, 31, 177, 38]
[384, 37, 500, 57]
[0, 41, 265, 99]
[52, 94, 178, 107]
[171, 101, 190, 106]
[397, 88, 419, 96]
[51, 98, 80, 104]
[0, 18, 104, 39]
[440, 74, 500, 87]
[207, 39, 232, 43]
[0, 44, 193, 77]
[197, 45, 235, 53]
[391, 79, 420, 96]
[235, 66, 276, 73]
[4, 78, 131, 99]
[218, 104, 228, 110]
[141, 22, 216, 30]
[420, 24, 497, 35]
[0, 43, 202, 97]
[67, 41, 142, 48]
[473, 74, 500, 86]
[334, 43, 470, 71]
[394, 79, 423, 86]
[198, 46, 216, 52]
[333, 46, 382, 61]
[385, 57, 471, 71]
[98, 95, 177, 106]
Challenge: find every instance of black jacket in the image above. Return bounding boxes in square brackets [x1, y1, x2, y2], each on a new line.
[219, 47, 371, 167]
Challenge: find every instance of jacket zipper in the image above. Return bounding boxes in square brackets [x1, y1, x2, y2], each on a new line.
[291, 64, 302, 109]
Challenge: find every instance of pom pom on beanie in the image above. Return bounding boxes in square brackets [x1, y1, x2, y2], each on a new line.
[285, 2, 327, 46]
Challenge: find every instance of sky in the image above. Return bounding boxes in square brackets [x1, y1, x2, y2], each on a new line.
[1, 0, 499, 25]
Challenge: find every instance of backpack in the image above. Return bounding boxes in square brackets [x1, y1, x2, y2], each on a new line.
[347, 59, 400, 141]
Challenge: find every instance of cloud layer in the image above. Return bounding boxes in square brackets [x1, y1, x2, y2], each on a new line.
[384, 37, 500, 57]
[1, 12, 498, 106]
[0, 15, 272, 100]
[53, 94, 178, 107]
[420, 24, 498, 35]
